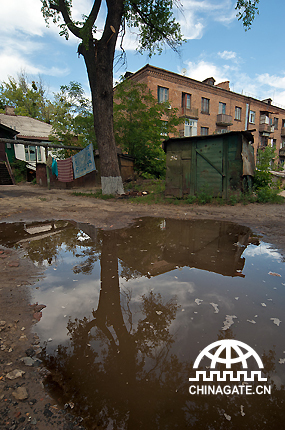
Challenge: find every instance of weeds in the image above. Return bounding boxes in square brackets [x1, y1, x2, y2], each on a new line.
[71, 177, 284, 206]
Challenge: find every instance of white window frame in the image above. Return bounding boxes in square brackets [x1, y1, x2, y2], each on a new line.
[249, 110, 256, 124]
[185, 119, 198, 137]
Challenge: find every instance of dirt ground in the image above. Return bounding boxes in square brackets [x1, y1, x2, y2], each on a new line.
[0, 182, 285, 430]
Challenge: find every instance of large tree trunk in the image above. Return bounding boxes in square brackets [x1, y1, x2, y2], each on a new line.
[80, 27, 124, 195]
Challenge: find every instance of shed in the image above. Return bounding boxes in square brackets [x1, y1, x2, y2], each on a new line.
[163, 131, 255, 199]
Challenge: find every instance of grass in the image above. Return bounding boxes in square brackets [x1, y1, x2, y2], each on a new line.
[71, 179, 285, 206]
[72, 190, 114, 200]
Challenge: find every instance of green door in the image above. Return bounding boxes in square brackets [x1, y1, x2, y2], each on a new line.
[195, 138, 225, 196]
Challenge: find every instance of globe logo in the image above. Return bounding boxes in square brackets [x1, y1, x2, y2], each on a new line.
[193, 339, 264, 370]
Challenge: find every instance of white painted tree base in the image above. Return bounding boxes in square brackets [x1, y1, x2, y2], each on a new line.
[101, 176, 124, 195]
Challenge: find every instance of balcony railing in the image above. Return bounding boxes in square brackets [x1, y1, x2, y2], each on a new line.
[259, 124, 274, 133]
[181, 107, 199, 118]
[281, 127, 285, 137]
[216, 114, 233, 126]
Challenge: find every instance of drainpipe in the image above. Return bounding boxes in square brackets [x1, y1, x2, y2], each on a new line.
[245, 103, 249, 131]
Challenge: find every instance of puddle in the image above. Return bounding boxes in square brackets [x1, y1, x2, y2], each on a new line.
[1, 218, 285, 429]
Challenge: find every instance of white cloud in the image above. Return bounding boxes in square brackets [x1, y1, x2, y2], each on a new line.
[218, 50, 237, 61]
[184, 60, 228, 83]
[257, 73, 285, 90]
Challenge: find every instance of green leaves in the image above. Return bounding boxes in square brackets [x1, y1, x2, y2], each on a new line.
[125, 0, 184, 55]
[49, 81, 96, 155]
[0, 72, 53, 122]
[113, 79, 182, 177]
[235, 0, 260, 30]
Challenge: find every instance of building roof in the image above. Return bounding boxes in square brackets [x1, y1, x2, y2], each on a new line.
[129, 64, 285, 113]
[163, 130, 255, 152]
[0, 113, 53, 141]
[0, 122, 19, 137]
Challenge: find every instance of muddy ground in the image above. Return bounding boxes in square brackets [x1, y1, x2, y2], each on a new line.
[0, 182, 285, 430]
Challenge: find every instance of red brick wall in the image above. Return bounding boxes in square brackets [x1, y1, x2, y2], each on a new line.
[130, 65, 285, 161]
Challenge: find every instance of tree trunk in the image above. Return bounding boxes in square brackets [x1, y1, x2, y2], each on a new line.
[81, 32, 124, 195]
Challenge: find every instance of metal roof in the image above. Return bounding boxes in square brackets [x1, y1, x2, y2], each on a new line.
[0, 114, 53, 140]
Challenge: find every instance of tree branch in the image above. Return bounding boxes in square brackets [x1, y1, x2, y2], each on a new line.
[50, 0, 81, 38]
[85, 0, 103, 31]
[129, 0, 179, 52]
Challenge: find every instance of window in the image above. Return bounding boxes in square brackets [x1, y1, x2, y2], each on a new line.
[249, 110, 256, 124]
[201, 127, 209, 136]
[157, 86, 169, 103]
[219, 102, 226, 114]
[282, 119, 285, 128]
[235, 107, 242, 121]
[185, 119, 197, 137]
[37, 146, 42, 162]
[25, 145, 38, 162]
[274, 117, 278, 130]
[160, 121, 168, 136]
[182, 93, 191, 109]
[201, 97, 210, 114]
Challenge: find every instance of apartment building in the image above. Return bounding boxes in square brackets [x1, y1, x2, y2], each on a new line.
[128, 64, 285, 163]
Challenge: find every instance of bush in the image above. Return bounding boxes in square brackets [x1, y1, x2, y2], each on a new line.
[253, 169, 272, 189]
[196, 190, 213, 205]
[256, 187, 284, 204]
[11, 160, 27, 183]
[186, 195, 197, 204]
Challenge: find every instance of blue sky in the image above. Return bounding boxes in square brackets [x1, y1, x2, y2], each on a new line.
[1, 0, 285, 107]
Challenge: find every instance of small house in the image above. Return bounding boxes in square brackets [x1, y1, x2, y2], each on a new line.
[163, 131, 255, 199]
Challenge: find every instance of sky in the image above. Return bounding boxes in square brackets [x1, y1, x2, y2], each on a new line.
[1, 0, 285, 107]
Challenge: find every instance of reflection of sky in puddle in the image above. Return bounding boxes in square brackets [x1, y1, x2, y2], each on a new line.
[2, 218, 285, 428]
[30, 232, 285, 383]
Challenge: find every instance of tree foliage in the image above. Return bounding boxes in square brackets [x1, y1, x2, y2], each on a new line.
[113, 79, 182, 177]
[235, 0, 260, 30]
[0, 72, 53, 122]
[49, 81, 96, 151]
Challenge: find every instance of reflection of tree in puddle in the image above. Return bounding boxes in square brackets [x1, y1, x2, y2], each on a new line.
[43, 230, 187, 429]
[3, 218, 284, 428]
[40, 229, 285, 429]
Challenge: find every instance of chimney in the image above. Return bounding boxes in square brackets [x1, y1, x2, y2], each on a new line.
[5, 106, 16, 116]
[216, 81, 230, 91]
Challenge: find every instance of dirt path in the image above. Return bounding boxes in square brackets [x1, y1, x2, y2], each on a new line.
[0, 183, 285, 429]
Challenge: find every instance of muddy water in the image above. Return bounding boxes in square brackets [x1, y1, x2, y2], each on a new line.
[1, 218, 285, 429]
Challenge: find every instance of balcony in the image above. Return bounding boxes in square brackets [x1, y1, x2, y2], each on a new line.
[279, 148, 285, 157]
[281, 127, 285, 137]
[216, 114, 232, 126]
[259, 124, 274, 134]
[181, 107, 199, 119]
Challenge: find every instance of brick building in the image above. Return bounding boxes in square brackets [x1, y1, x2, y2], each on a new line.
[127, 64, 285, 163]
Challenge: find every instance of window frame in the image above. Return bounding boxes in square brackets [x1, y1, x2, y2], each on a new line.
[182, 92, 191, 109]
[235, 106, 242, 121]
[249, 110, 256, 124]
[184, 118, 198, 137]
[201, 97, 210, 114]
[157, 86, 169, 103]
[201, 127, 209, 136]
[219, 102, 226, 115]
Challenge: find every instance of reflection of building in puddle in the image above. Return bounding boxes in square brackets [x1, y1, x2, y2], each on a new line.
[0, 221, 73, 246]
[115, 218, 256, 278]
